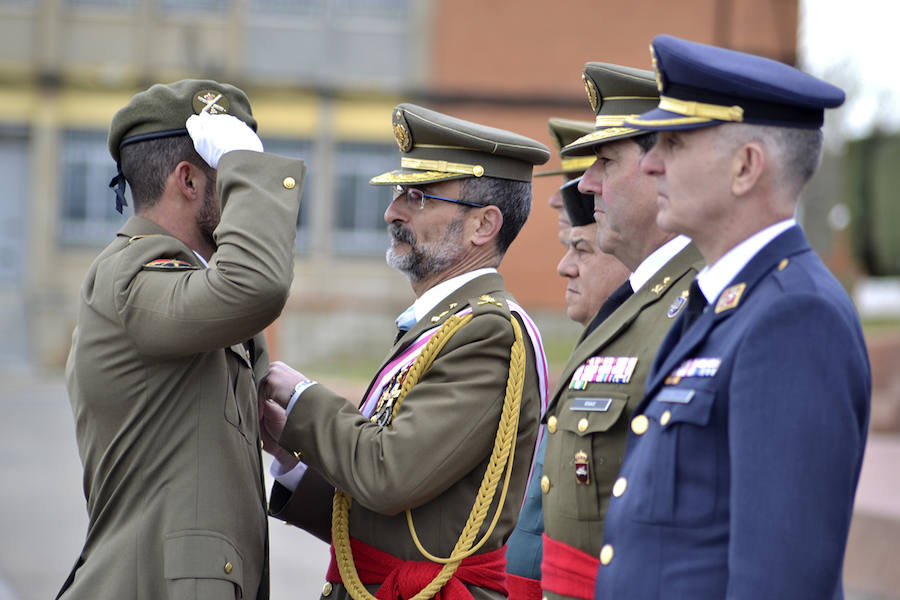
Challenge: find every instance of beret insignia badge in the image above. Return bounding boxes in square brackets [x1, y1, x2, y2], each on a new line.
[193, 90, 230, 115]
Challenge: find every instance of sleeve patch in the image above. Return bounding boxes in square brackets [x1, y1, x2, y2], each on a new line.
[142, 258, 198, 271]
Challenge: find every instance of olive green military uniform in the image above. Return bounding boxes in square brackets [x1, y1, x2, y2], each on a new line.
[268, 103, 550, 600]
[540, 244, 702, 595]
[59, 81, 306, 600]
[538, 63, 703, 600]
[272, 274, 542, 600]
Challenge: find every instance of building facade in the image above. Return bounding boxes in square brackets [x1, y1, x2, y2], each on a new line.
[0, 0, 798, 368]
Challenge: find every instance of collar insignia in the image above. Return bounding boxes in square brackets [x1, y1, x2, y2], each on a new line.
[715, 283, 746, 314]
[651, 276, 672, 295]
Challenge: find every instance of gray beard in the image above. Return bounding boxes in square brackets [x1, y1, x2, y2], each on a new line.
[385, 217, 465, 281]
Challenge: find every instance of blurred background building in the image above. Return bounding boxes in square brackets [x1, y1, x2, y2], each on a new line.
[0, 0, 805, 370]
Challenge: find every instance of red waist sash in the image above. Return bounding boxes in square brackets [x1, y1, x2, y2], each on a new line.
[326, 536, 509, 600]
[506, 573, 542, 600]
[540, 533, 598, 600]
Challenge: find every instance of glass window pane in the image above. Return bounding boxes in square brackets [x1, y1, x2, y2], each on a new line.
[249, 0, 324, 15]
[337, 0, 406, 18]
[59, 130, 127, 246]
[158, 0, 227, 12]
[333, 142, 395, 256]
[65, 0, 135, 7]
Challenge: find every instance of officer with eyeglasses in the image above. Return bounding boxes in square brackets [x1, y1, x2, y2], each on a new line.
[257, 103, 555, 600]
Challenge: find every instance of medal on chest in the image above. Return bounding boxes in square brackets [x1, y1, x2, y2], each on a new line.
[371, 364, 411, 428]
[574, 450, 590, 484]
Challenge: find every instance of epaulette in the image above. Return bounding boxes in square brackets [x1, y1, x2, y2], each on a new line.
[128, 234, 165, 243]
[142, 258, 198, 271]
[470, 294, 511, 319]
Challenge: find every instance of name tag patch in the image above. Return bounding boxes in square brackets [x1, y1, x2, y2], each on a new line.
[569, 356, 638, 390]
[570, 397, 613, 412]
[656, 388, 695, 404]
[665, 357, 721, 385]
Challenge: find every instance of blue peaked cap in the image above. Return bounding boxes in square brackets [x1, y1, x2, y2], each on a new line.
[626, 34, 845, 131]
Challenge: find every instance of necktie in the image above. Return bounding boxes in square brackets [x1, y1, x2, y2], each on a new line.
[394, 305, 416, 343]
[680, 279, 708, 336]
[585, 280, 634, 335]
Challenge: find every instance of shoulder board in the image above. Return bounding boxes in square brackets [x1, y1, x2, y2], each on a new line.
[142, 258, 198, 271]
[128, 234, 165, 243]
[470, 294, 511, 319]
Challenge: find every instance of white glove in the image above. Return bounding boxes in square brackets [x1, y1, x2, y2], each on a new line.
[186, 111, 264, 169]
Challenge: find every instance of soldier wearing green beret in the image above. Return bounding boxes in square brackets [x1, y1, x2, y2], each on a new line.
[538, 63, 703, 600]
[504, 118, 628, 600]
[258, 103, 550, 600]
[58, 80, 306, 600]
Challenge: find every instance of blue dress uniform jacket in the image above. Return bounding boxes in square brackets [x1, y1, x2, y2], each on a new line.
[594, 226, 871, 600]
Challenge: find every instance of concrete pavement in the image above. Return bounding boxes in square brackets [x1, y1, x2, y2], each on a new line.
[0, 369, 329, 600]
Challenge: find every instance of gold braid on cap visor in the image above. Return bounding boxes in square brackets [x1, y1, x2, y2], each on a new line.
[652, 96, 745, 122]
[401, 157, 485, 177]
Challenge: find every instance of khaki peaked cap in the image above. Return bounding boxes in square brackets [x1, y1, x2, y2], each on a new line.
[561, 63, 659, 157]
[535, 117, 596, 177]
[370, 103, 550, 186]
[108, 79, 257, 162]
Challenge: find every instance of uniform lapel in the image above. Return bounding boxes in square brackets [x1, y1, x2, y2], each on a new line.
[359, 272, 506, 407]
[547, 244, 702, 414]
[644, 227, 812, 405]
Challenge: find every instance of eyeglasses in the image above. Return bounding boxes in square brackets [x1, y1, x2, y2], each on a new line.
[392, 185, 487, 210]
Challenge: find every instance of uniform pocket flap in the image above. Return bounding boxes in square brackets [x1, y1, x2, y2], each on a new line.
[645, 386, 714, 427]
[163, 530, 244, 586]
[560, 392, 628, 436]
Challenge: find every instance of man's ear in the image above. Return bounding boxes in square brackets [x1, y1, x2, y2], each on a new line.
[471, 205, 504, 247]
[171, 161, 204, 203]
[731, 141, 765, 197]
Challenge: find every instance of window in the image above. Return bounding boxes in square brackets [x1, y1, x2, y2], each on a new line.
[336, 0, 406, 18]
[64, 0, 135, 7]
[59, 130, 127, 246]
[158, 0, 227, 12]
[333, 142, 395, 256]
[249, 0, 324, 15]
[262, 137, 314, 252]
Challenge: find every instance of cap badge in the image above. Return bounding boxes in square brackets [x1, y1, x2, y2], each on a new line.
[650, 44, 664, 93]
[393, 122, 412, 152]
[193, 90, 230, 115]
[583, 73, 600, 113]
[715, 283, 746, 314]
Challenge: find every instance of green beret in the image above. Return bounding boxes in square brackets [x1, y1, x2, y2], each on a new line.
[107, 79, 257, 162]
[561, 63, 659, 157]
[369, 103, 550, 186]
[534, 117, 596, 177]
